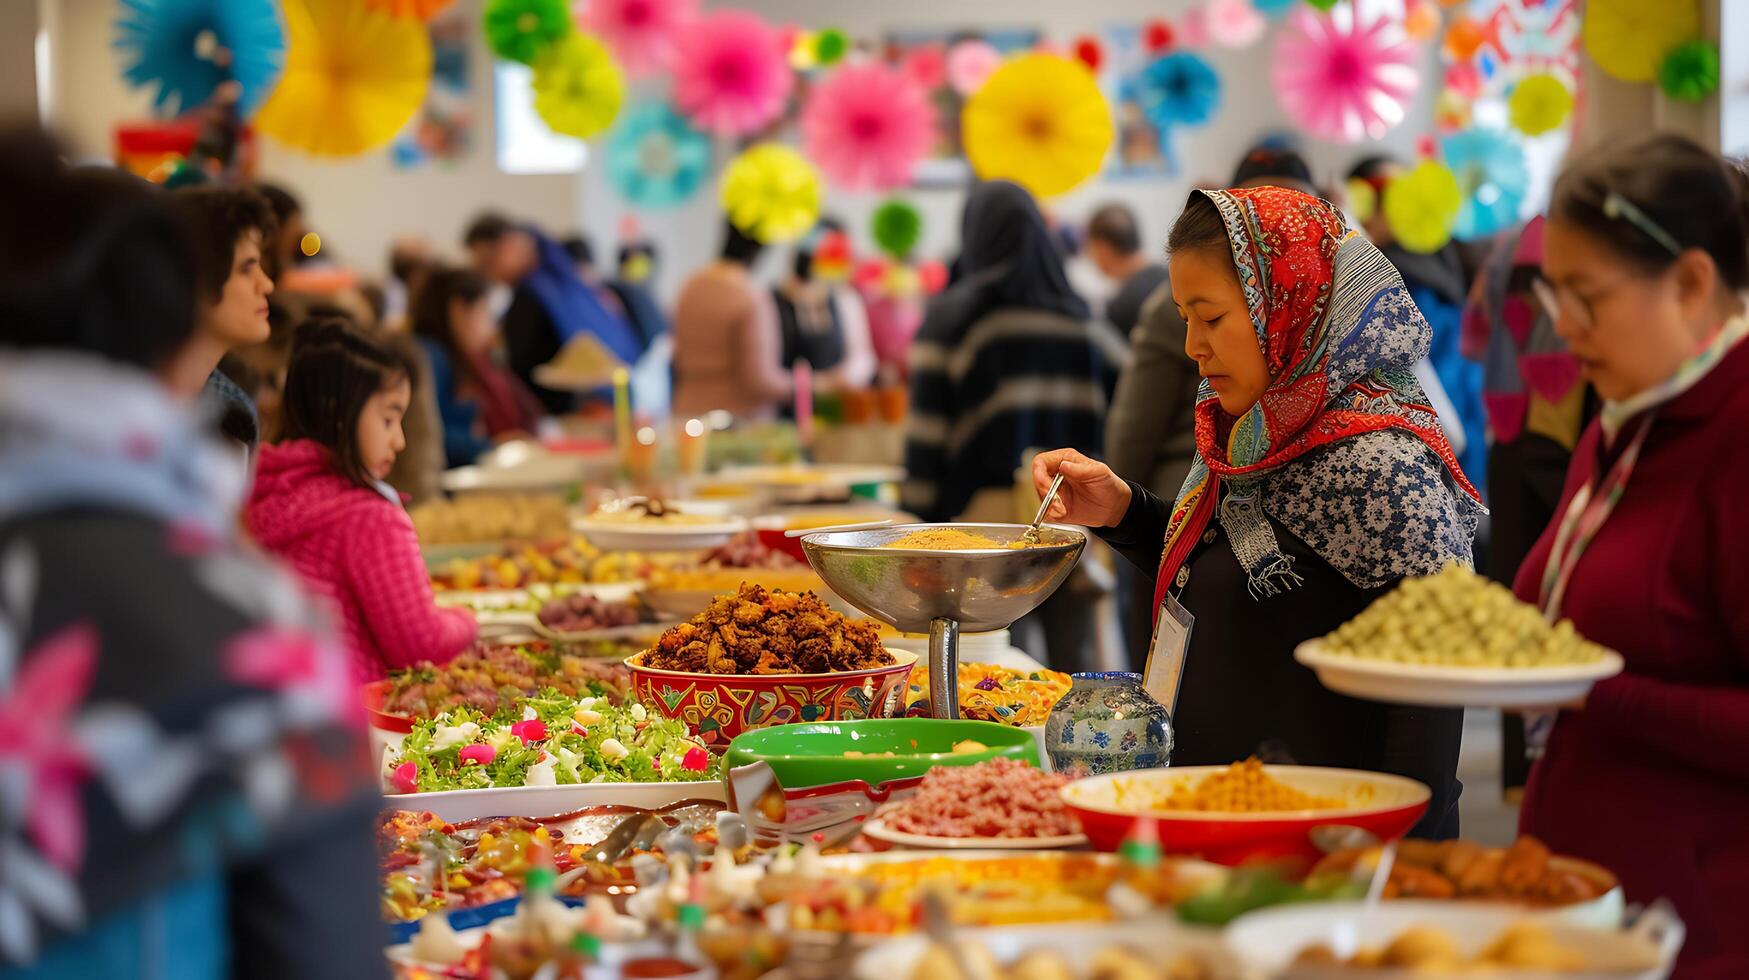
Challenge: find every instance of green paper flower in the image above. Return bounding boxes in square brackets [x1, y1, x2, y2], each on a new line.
[871, 198, 923, 259]
[483, 0, 572, 66]
[813, 28, 849, 66]
[1658, 40, 1719, 103]
[1304, 0, 1340, 10]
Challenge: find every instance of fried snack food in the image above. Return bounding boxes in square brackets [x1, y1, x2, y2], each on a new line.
[1155, 758, 1345, 813]
[1294, 921, 1587, 972]
[1312, 835, 1611, 907]
[642, 584, 893, 674]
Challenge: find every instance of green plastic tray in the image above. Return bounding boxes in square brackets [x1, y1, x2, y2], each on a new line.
[723, 718, 1039, 789]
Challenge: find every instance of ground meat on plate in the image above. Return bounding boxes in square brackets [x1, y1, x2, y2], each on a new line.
[881, 758, 1078, 839]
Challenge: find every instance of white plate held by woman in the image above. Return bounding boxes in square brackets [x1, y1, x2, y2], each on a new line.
[1294, 639, 1625, 708]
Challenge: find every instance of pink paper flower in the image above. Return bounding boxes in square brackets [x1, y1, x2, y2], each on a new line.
[459, 744, 496, 767]
[1176, 7, 1211, 49]
[673, 9, 792, 136]
[902, 44, 946, 90]
[946, 40, 1001, 96]
[802, 61, 937, 191]
[0, 624, 98, 871]
[576, 0, 696, 78]
[390, 761, 419, 793]
[1207, 0, 1267, 49]
[510, 719, 549, 745]
[1272, 6, 1419, 144]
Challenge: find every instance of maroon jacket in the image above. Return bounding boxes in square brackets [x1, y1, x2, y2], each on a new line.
[247, 439, 476, 683]
[1514, 339, 1749, 978]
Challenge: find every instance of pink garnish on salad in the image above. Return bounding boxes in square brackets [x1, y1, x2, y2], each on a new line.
[510, 719, 548, 745]
[681, 746, 710, 772]
[459, 744, 496, 767]
[572, 724, 589, 738]
[390, 761, 418, 794]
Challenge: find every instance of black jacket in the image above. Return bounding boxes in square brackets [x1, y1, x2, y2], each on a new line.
[1100, 482, 1463, 839]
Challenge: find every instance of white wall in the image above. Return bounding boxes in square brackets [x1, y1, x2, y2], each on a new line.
[44, 0, 1439, 297]
[45, 0, 577, 274]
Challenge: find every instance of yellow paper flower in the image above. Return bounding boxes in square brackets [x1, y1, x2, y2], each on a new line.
[720, 143, 821, 244]
[255, 0, 431, 157]
[1508, 73, 1572, 136]
[1345, 177, 1378, 224]
[962, 52, 1114, 199]
[1383, 160, 1461, 255]
[1584, 0, 1698, 83]
[532, 33, 624, 139]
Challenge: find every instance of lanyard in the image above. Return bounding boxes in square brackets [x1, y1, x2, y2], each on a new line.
[1536, 414, 1652, 622]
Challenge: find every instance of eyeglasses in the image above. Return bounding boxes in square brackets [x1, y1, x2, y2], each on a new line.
[1531, 276, 1592, 333]
[1602, 191, 1683, 258]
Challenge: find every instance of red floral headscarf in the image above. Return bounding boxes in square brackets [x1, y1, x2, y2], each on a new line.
[1157, 187, 1480, 604]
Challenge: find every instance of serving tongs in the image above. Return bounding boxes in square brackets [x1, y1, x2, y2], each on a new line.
[1021, 472, 1066, 545]
[553, 812, 666, 889]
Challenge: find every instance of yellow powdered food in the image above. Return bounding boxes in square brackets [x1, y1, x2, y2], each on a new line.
[1155, 758, 1345, 813]
[882, 529, 1034, 550]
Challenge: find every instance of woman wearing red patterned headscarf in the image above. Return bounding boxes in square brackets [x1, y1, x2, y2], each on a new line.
[1035, 187, 1482, 837]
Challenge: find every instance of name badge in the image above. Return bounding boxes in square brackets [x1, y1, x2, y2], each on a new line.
[1143, 591, 1195, 715]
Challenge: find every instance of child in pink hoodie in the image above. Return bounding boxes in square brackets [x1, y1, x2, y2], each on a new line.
[247, 317, 477, 682]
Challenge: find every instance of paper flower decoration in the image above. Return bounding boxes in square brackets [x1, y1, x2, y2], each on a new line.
[1073, 36, 1104, 72]
[1443, 128, 1528, 240]
[947, 40, 1002, 96]
[1585, 0, 1699, 83]
[1305, 0, 1338, 9]
[363, 0, 456, 21]
[1384, 160, 1462, 254]
[604, 101, 709, 208]
[673, 10, 792, 136]
[1177, 7, 1211, 48]
[255, 0, 431, 157]
[1403, 0, 1440, 40]
[1273, 7, 1418, 144]
[1435, 89, 1472, 132]
[114, 0, 285, 117]
[577, 0, 695, 78]
[1444, 61, 1482, 100]
[1345, 176, 1378, 224]
[1254, 0, 1298, 16]
[1659, 41, 1719, 103]
[1443, 16, 1484, 61]
[813, 28, 850, 66]
[801, 61, 936, 191]
[1143, 19, 1175, 53]
[1137, 52, 1222, 130]
[871, 199, 924, 259]
[720, 144, 822, 244]
[1207, 0, 1267, 50]
[902, 45, 947, 90]
[483, 0, 572, 65]
[1508, 73, 1572, 136]
[962, 53, 1114, 199]
[531, 32, 624, 138]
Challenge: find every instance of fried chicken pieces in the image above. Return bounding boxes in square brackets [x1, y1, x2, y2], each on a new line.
[643, 584, 893, 674]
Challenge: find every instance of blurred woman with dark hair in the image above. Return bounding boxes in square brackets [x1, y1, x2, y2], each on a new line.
[410, 265, 545, 467]
[0, 128, 382, 978]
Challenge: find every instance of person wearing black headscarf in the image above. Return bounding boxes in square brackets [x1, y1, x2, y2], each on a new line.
[902, 181, 1128, 524]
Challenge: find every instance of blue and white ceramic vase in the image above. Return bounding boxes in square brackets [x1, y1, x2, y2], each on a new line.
[1044, 672, 1172, 777]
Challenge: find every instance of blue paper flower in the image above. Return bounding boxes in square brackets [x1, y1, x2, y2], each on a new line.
[1254, 0, 1300, 16]
[1138, 52, 1222, 131]
[115, 0, 285, 117]
[604, 101, 712, 210]
[1442, 128, 1529, 240]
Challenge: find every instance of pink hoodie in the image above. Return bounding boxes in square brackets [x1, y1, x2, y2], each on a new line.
[246, 439, 476, 682]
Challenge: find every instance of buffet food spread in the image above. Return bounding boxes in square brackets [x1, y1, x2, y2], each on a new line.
[369, 476, 1667, 980]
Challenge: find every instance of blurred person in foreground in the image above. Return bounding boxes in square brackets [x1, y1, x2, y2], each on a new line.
[671, 220, 793, 419]
[465, 213, 643, 415]
[1084, 202, 1169, 337]
[1103, 145, 1319, 668]
[0, 127, 383, 978]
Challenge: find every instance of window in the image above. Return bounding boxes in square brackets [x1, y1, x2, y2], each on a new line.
[494, 61, 587, 175]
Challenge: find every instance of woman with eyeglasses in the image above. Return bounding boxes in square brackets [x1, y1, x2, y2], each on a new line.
[1514, 133, 1749, 977]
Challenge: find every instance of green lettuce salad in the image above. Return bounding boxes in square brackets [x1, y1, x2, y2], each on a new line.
[388, 690, 720, 793]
